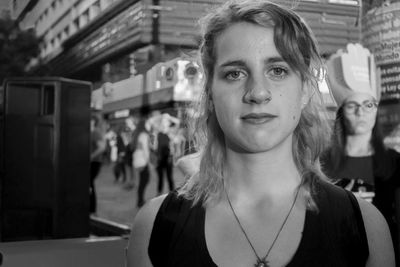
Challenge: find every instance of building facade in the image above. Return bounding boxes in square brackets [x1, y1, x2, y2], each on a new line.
[0, 0, 11, 19]
[15, 0, 361, 118]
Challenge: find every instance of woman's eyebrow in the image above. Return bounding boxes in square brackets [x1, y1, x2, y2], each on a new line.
[345, 99, 375, 105]
[218, 60, 247, 68]
[264, 56, 285, 64]
[362, 99, 376, 103]
[218, 56, 285, 68]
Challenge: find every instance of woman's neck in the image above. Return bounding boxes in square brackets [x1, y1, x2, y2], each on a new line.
[345, 132, 373, 156]
[223, 146, 301, 201]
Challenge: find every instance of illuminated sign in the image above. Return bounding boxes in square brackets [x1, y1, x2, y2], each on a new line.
[114, 109, 130, 118]
[363, 2, 400, 102]
[363, 2, 400, 150]
[326, 43, 377, 106]
[173, 59, 204, 102]
[328, 0, 358, 5]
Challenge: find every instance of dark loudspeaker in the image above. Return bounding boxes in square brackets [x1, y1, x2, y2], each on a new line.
[0, 77, 92, 241]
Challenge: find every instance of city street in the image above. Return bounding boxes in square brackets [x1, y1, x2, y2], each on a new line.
[2, 1, 400, 266]
[95, 162, 186, 227]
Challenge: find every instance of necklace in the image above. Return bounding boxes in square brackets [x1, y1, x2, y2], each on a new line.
[223, 181, 301, 267]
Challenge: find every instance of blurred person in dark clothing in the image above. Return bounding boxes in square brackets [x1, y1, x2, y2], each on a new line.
[155, 114, 178, 194]
[90, 115, 106, 215]
[132, 112, 151, 208]
[113, 126, 127, 183]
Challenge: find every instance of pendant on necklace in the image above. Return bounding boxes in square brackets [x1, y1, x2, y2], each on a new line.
[254, 259, 269, 267]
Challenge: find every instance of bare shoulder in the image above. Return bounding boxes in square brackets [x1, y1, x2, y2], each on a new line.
[126, 194, 168, 267]
[356, 197, 395, 267]
[175, 151, 202, 177]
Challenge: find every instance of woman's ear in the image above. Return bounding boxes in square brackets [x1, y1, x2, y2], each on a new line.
[301, 85, 313, 109]
[301, 95, 308, 109]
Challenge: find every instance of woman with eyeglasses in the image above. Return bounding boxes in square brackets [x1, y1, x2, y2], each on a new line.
[322, 44, 400, 264]
[323, 96, 383, 195]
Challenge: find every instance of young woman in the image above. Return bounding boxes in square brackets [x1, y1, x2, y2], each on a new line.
[126, 1, 394, 266]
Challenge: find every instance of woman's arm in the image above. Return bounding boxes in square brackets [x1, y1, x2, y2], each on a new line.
[126, 195, 167, 267]
[358, 197, 395, 267]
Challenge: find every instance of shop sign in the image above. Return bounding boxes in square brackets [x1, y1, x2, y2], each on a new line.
[328, 0, 358, 5]
[173, 59, 204, 102]
[113, 109, 130, 119]
[79, 2, 146, 60]
[146, 57, 204, 102]
[363, 3, 400, 151]
[102, 74, 144, 104]
[363, 3, 400, 102]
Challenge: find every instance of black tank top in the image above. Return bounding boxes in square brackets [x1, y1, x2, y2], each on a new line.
[148, 179, 369, 266]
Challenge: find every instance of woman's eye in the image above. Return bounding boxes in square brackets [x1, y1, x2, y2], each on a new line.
[268, 67, 288, 79]
[225, 70, 245, 81]
[365, 102, 373, 108]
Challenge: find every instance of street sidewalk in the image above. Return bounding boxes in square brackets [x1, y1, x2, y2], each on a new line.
[94, 162, 186, 227]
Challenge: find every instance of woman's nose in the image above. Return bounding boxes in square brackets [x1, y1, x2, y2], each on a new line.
[354, 104, 365, 115]
[243, 78, 272, 104]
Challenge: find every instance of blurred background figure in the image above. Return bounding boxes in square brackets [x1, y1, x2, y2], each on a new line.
[90, 114, 107, 215]
[322, 43, 400, 263]
[154, 113, 180, 195]
[104, 124, 116, 164]
[132, 112, 151, 207]
[113, 126, 127, 184]
[123, 116, 138, 189]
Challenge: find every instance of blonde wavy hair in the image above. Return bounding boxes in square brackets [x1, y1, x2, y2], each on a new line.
[178, 0, 331, 210]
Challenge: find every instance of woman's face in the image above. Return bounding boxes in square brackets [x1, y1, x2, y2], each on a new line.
[343, 93, 378, 136]
[211, 22, 306, 153]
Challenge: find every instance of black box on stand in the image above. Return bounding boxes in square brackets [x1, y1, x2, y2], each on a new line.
[0, 77, 92, 241]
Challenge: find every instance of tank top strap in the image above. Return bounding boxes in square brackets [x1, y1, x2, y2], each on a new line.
[314, 180, 369, 266]
[148, 191, 197, 267]
[343, 189, 369, 260]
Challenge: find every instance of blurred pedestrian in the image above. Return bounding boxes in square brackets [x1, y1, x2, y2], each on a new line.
[132, 113, 151, 207]
[113, 126, 127, 183]
[154, 114, 177, 194]
[104, 122, 115, 164]
[123, 116, 137, 189]
[90, 114, 106, 215]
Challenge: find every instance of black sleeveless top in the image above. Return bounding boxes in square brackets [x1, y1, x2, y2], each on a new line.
[148, 179, 369, 266]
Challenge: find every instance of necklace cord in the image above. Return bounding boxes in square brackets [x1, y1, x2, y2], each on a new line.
[223, 180, 301, 263]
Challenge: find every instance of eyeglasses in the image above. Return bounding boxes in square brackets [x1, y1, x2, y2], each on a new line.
[343, 101, 378, 114]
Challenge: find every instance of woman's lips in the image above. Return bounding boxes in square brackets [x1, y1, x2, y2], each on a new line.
[241, 113, 277, 124]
